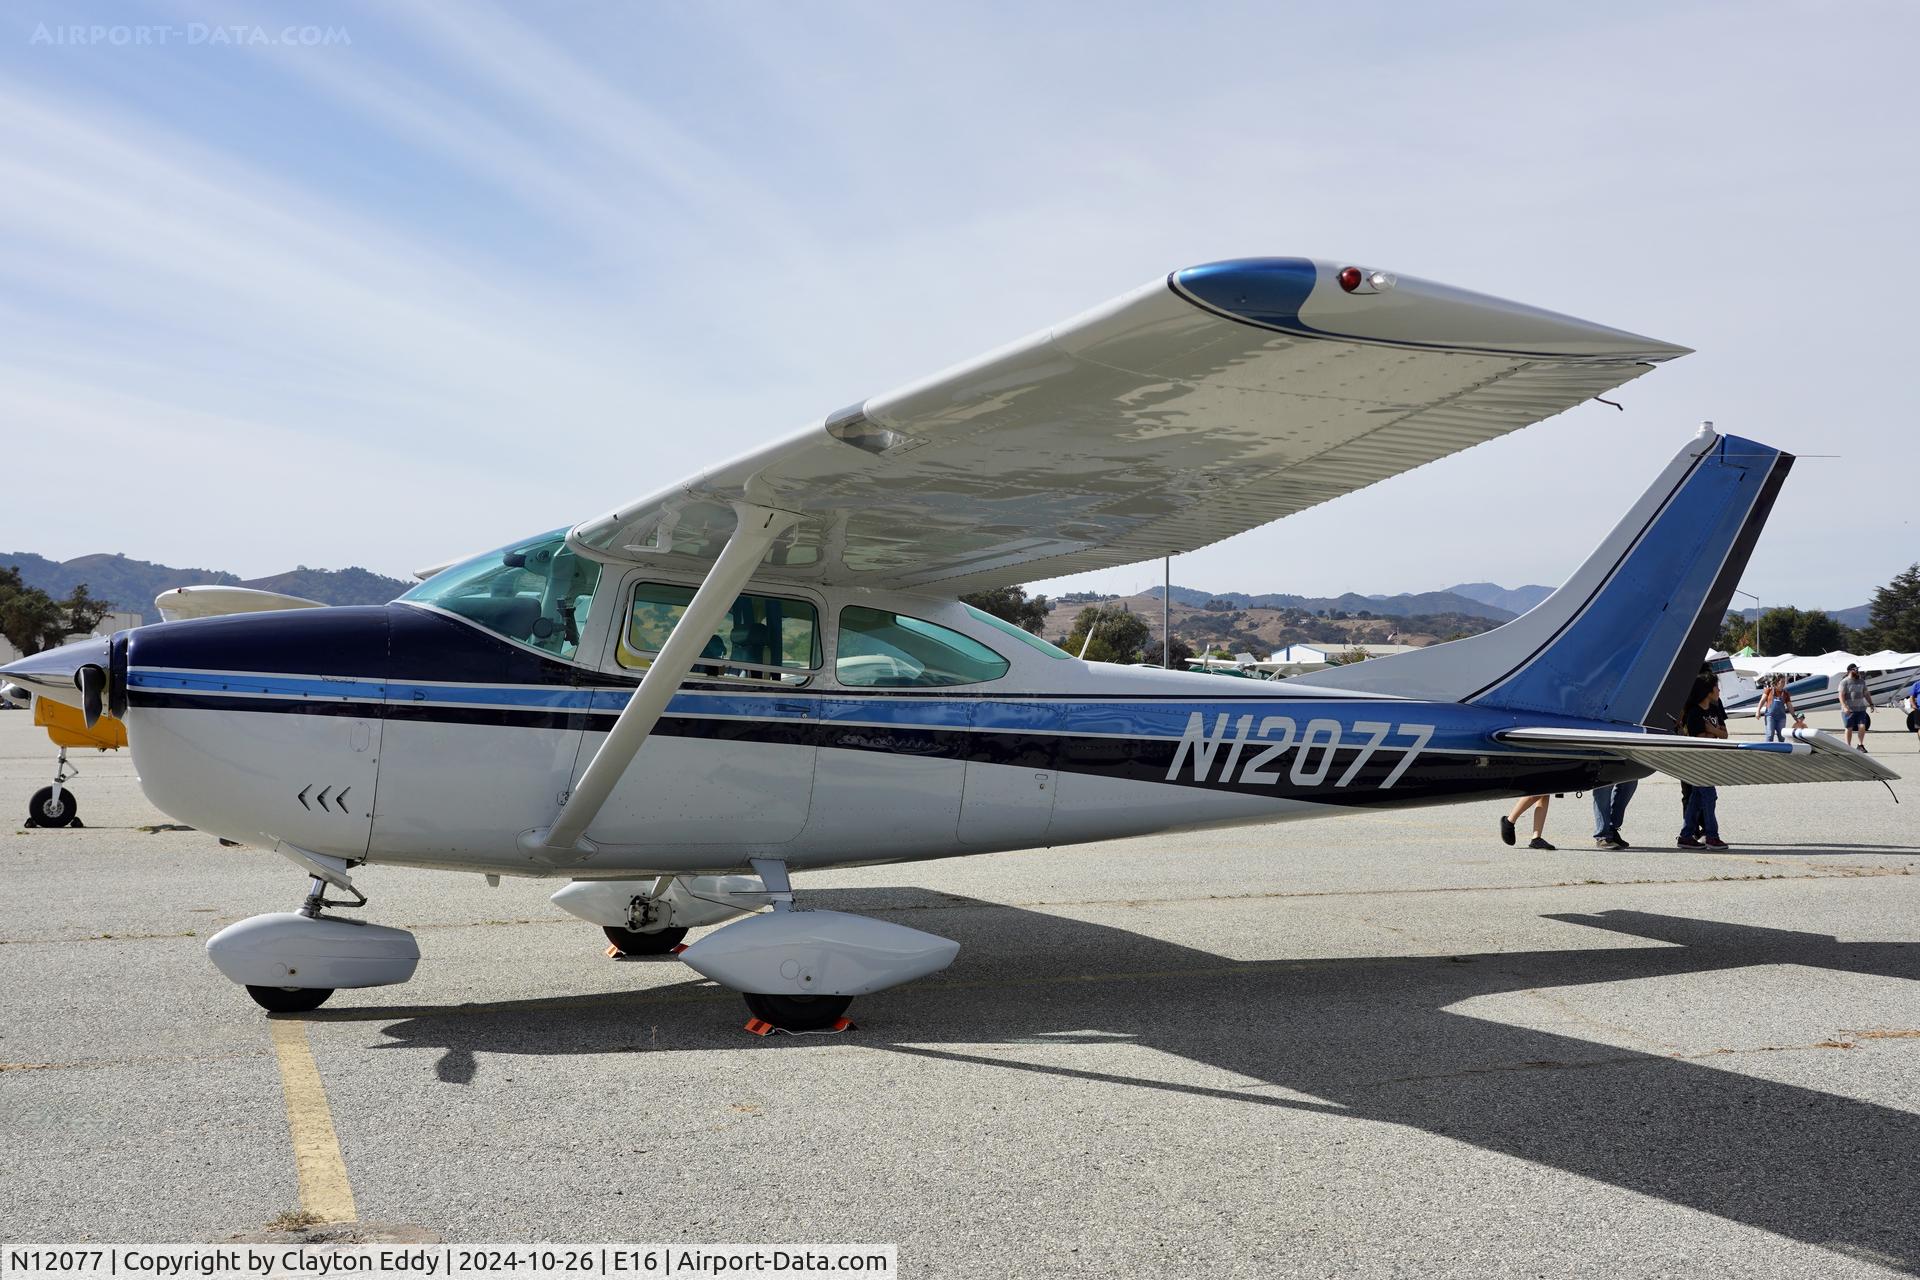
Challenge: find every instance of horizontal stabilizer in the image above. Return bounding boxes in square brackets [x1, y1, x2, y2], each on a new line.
[1497, 726, 1898, 786]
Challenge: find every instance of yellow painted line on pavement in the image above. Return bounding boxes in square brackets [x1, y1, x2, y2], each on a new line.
[267, 1017, 359, 1223]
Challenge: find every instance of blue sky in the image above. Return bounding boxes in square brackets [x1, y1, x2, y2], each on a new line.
[2, 1, 1912, 608]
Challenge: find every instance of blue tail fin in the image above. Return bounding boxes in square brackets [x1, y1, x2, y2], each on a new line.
[1298, 427, 1793, 729]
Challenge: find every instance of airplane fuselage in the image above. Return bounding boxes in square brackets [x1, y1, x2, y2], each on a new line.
[114, 595, 1644, 878]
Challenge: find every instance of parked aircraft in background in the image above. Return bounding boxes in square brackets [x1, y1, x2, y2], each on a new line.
[4, 257, 1895, 1031]
[1724, 650, 1920, 717]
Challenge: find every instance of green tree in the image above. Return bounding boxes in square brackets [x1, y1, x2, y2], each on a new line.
[1164, 635, 1195, 670]
[1715, 610, 1755, 653]
[0, 567, 112, 655]
[1861, 562, 1920, 652]
[958, 585, 1050, 633]
[1751, 605, 1855, 655]
[1060, 605, 1151, 664]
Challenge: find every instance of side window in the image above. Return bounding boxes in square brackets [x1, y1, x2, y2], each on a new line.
[836, 606, 1010, 688]
[618, 583, 821, 685]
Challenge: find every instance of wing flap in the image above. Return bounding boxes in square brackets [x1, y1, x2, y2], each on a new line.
[1499, 727, 1899, 786]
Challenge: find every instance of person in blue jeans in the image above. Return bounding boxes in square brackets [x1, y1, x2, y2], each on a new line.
[1762, 676, 1792, 741]
[1677, 683, 1729, 850]
[1591, 780, 1637, 850]
[1680, 781, 1722, 849]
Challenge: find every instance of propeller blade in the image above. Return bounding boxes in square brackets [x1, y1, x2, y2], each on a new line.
[75, 664, 106, 729]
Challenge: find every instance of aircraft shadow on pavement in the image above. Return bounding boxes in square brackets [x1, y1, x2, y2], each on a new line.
[318, 891, 1920, 1271]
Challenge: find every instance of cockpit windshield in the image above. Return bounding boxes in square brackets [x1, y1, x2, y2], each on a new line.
[399, 529, 602, 661]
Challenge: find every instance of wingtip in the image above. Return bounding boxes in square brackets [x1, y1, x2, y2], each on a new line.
[1171, 256, 1690, 362]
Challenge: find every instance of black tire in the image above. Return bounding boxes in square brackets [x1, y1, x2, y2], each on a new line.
[246, 985, 335, 1013]
[602, 925, 688, 956]
[27, 786, 78, 828]
[743, 991, 853, 1032]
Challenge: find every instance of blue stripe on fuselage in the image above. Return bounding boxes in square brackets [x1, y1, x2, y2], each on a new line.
[126, 666, 1649, 751]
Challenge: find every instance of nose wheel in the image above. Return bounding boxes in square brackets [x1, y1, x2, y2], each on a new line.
[246, 984, 334, 1013]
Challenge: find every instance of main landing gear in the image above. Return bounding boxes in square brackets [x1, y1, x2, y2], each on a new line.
[603, 924, 688, 956]
[673, 860, 960, 1033]
[24, 748, 82, 828]
[556, 863, 961, 1032]
[742, 991, 855, 1033]
[554, 874, 760, 960]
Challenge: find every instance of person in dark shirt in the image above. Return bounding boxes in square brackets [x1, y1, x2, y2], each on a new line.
[1677, 683, 1729, 850]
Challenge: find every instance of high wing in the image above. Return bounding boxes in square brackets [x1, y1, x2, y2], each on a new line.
[1499, 727, 1899, 786]
[572, 257, 1688, 592]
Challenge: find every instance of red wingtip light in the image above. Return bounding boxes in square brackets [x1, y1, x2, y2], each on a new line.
[1337, 265, 1363, 293]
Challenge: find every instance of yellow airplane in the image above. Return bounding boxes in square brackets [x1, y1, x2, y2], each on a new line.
[19, 585, 321, 827]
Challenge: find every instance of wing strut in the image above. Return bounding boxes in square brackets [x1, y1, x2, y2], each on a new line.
[523, 503, 800, 860]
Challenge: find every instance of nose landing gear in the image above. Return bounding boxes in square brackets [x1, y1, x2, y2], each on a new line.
[206, 847, 420, 1013]
[246, 983, 336, 1013]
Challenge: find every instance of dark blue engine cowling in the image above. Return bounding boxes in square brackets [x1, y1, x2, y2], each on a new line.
[126, 605, 393, 680]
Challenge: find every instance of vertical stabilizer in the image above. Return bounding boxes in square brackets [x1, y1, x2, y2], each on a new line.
[1294, 427, 1793, 728]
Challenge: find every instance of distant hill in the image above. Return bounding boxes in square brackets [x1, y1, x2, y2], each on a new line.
[1053, 592, 1505, 656]
[242, 566, 413, 605]
[1144, 584, 1519, 623]
[1446, 582, 1555, 615]
[5, 551, 412, 614]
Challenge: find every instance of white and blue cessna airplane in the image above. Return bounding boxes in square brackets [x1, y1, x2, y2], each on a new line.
[6, 257, 1896, 1031]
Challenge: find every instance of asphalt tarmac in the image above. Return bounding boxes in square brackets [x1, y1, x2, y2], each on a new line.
[1, 705, 1916, 1277]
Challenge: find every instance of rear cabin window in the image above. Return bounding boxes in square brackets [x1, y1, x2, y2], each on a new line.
[836, 606, 1010, 688]
[618, 583, 821, 685]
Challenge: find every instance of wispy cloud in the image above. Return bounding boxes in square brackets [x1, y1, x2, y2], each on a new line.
[0, 0, 1912, 607]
